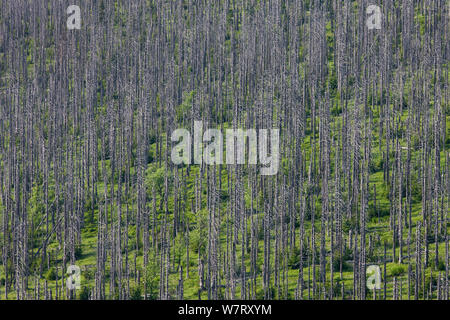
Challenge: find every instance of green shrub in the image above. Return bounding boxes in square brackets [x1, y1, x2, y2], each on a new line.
[84, 268, 95, 281]
[130, 286, 142, 300]
[46, 267, 58, 281]
[75, 245, 83, 259]
[332, 255, 352, 272]
[288, 247, 301, 269]
[390, 264, 405, 277]
[437, 260, 446, 271]
[369, 158, 384, 173]
[79, 286, 90, 300]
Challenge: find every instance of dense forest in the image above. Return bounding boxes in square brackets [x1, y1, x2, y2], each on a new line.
[0, 0, 448, 300]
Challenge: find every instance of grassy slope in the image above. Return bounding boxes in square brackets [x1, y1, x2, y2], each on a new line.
[0, 3, 449, 300]
[1, 98, 447, 300]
